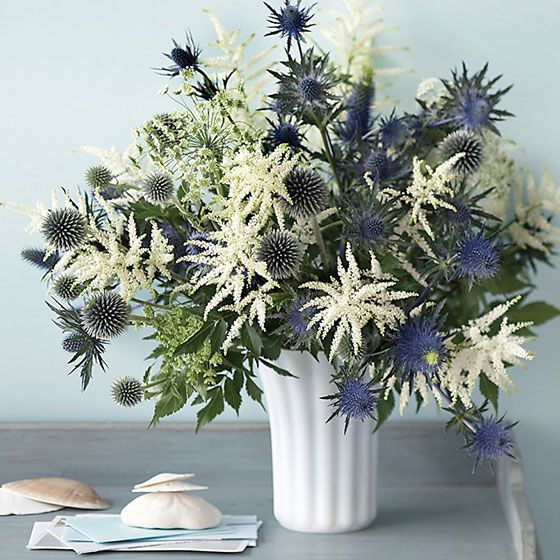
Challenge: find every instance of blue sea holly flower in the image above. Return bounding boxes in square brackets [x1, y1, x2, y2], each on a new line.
[159, 33, 201, 77]
[324, 377, 380, 432]
[379, 111, 409, 147]
[349, 212, 387, 245]
[21, 247, 60, 271]
[363, 149, 402, 182]
[439, 63, 513, 133]
[390, 316, 447, 381]
[445, 198, 472, 224]
[339, 82, 375, 142]
[265, 120, 301, 150]
[466, 417, 515, 472]
[265, 0, 315, 52]
[455, 231, 500, 285]
[285, 297, 316, 338]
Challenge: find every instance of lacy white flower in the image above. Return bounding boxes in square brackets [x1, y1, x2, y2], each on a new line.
[302, 243, 416, 360]
[77, 144, 144, 185]
[441, 297, 534, 406]
[509, 170, 560, 254]
[416, 77, 446, 108]
[221, 145, 297, 227]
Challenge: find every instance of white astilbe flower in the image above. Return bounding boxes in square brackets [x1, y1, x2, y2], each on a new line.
[302, 243, 416, 361]
[416, 77, 446, 108]
[320, 0, 410, 89]
[76, 143, 144, 184]
[182, 210, 278, 348]
[508, 170, 560, 254]
[64, 206, 173, 301]
[222, 146, 297, 227]
[441, 297, 534, 407]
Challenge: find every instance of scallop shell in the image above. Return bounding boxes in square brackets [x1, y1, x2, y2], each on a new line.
[2, 478, 109, 510]
[0, 488, 63, 516]
[121, 492, 221, 530]
[132, 481, 207, 493]
[133, 473, 194, 490]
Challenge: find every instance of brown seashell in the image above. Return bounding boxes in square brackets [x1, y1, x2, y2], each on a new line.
[2, 478, 109, 510]
[0, 488, 63, 516]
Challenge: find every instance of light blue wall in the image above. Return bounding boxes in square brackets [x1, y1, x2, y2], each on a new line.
[1, 0, 558, 556]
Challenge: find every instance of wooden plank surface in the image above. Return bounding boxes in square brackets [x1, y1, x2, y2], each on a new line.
[0, 422, 534, 559]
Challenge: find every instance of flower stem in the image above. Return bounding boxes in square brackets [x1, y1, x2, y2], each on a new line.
[311, 216, 330, 272]
[431, 381, 476, 433]
[318, 125, 343, 194]
[131, 298, 170, 310]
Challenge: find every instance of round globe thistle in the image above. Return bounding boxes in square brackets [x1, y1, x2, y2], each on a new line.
[53, 274, 81, 300]
[81, 292, 129, 339]
[142, 171, 174, 204]
[111, 376, 143, 407]
[455, 231, 500, 286]
[41, 208, 86, 251]
[62, 333, 85, 353]
[364, 150, 390, 182]
[298, 75, 324, 103]
[390, 316, 447, 381]
[466, 416, 515, 471]
[257, 230, 303, 280]
[85, 165, 113, 190]
[445, 198, 472, 224]
[266, 121, 301, 150]
[285, 297, 316, 338]
[439, 129, 483, 175]
[379, 113, 409, 147]
[284, 167, 326, 219]
[21, 247, 60, 271]
[350, 212, 387, 245]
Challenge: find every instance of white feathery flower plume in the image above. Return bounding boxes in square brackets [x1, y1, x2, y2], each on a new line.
[302, 243, 416, 360]
[508, 170, 560, 254]
[440, 296, 534, 407]
[76, 143, 144, 184]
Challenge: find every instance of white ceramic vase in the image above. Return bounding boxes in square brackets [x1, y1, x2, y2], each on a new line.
[259, 350, 378, 534]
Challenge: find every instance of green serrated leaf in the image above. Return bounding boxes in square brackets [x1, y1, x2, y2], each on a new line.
[479, 373, 499, 412]
[259, 358, 295, 377]
[224, 377, 242, 413]
[374, 391, 395, 433]
[242, 324, 263, 356]
[173, 321, 214, 357]
[196, 388, 225, 431]
[209, 320, 227, 355]
[150, 391, 187, 427]
[245, 376, 265, 408]
[508, 301, 560, 326]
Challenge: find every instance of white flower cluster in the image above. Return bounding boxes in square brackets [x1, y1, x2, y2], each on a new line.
[302, 243, 416, 360]
[441, 297, 534, 406]
[509, 170, 560, 254]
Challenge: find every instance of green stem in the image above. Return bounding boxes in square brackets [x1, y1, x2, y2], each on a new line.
[319, 126, 343, 194]
[131, 298, 170, 310]
[129, 314, 150, 324]
[311, 216, 330, 272]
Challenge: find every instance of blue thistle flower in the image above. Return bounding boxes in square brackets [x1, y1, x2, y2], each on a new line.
[455, 231, 500, 285]
[379, 111, 409, 147]
[439, 129, 484, 175]
[265, 0, 315, 52]
[158, 33, 201, 77]
[184, 230, 209, 259]
[363, 150, 396, 182]
[466, 416, 515, 471]
[340, 82, 375, 141]
[285, 297, 316, 338]
[62, 333, 85, 354]
[390, 316, 447, 381]
[445, 198, 472, 224]
[439, 63, 513, 133]
[324, 377, 381, 432]
[349, 212, 387, 245]
[41, 208, 86, 251]
[21, 247, 60, 271]
[257, 230, 303, 280]
[81, 292, 129, 340]
[283, 167, 326, 219]
[265, 120, 301, 150]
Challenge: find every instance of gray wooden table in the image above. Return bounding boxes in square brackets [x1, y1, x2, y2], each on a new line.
[0, 422, 537, 559]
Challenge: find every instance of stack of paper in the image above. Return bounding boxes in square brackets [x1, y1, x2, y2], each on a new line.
[27, 514, 261, 554]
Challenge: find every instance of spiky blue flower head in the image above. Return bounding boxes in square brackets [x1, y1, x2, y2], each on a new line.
[62, 333, 85, 354]
[324, 377, 381, 432]
[285, 297, 316, 338]
[81, 291, 129, 340]
[265, 0, 315, 52]
[184, 230, 209, 259]
[439, 129, 484, 175]
[466, 416, 515, 471]
[21, 247, 60, 271]
[445, 198, 472, 224]
[349, 212, 387, 246]
[379, 111, 409, 147]
[283, 166, 326, 219]
[265, 119, 301, 150]
[363, 150, 392, 182]
[257, 230, 303, 280]
[41, 208, 86, 251]
[340, 82, 375, 142]
[85, 165, 113, 190]
[159, 33, 201, 77]
[142, 171, 174, 204]
[439, 63, 513, 133]
[390, 316, 447, 381]
[455, 230, 500, 285]
[111, 376, 143, 407]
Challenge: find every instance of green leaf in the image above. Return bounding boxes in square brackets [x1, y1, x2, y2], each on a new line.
[209, 320, 227, 355]
[173, 321, 214, 357]
[259, 358, 295, 377]
[486, 274, 531, 295]
[196, 388, 225, 431]
[479, 373, 499, 412]
[150, 390, 187, 427]
[261, 336, 281, 361]
[508, 301, 560, 326]
[242, 324, 263, 357]
[245, 376, 265, 408]
[374, 391, 394, 433]
[224, 377, 242, 414]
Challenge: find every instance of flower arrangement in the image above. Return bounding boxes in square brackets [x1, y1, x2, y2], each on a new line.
[4, 0, 559, 471]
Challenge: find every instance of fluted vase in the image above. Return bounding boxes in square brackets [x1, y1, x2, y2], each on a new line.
[259, 350, 378, 534]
